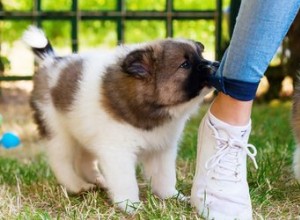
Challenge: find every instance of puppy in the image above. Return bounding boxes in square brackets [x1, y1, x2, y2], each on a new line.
[292, 78, 300, 182]
[23, 26, 218, 211]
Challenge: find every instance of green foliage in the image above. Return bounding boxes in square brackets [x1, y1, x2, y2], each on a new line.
[79, 0, 115, 10]
[2, 0, 32, 11]
[125, 20, 166, 43]
[0, 0, 226, 51]
[0, 21, 31, 46]
[79, 21, 117, 48]
[126, 0, 165, 11]
[173, 20, 215, 51]
[0, 55, 10, 72]
[174, 0, 216, 10]
[42, 21, 71, 48]
[42, 0, 72, 11]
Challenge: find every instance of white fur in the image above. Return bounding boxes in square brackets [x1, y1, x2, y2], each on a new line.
[32, 43, 210, 212]
[22, 26, 48, 49]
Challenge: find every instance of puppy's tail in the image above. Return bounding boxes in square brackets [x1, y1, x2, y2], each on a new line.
[22, 26, 55, 63]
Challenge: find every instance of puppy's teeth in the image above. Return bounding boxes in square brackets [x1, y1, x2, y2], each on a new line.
[22, 25, 48, 48]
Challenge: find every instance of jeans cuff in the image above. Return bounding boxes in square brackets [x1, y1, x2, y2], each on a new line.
[209, 76, 260, 101]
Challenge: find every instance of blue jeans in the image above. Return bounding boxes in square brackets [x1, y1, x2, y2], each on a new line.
[211, 0, 300, 101]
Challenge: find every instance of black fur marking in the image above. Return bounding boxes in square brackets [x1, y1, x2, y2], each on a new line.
[32, 42, 55, 60]
[184, 58, 217, 99]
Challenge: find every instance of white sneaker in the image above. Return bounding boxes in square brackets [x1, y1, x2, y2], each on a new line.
[191, 110, 258, 220]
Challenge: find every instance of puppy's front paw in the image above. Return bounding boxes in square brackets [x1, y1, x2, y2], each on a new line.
[154, 188, 187, 201]
[95, 175, 107, 188]
[80, 183, 97, 193]
[65, 182, 96, 195]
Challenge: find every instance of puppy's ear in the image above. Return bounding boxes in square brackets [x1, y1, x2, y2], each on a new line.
[195, 41, 204, 50]
[195, 41, 204, 53]
[122, 49, 154, 79]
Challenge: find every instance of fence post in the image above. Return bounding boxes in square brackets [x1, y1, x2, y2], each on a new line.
[117, 0, 125, 45]
[71, 0, 78, 52]
[166, 0, 173, 38]
[35, 0, 42, 27]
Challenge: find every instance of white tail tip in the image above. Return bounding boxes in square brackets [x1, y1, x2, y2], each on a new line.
[22, 26, 48, 49]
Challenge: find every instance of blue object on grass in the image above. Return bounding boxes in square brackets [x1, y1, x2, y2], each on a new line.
[0, 132, 21, 149]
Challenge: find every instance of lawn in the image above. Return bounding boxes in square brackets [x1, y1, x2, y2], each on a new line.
[0, 88, 299, 219]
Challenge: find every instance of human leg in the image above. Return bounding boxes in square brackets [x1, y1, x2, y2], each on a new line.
[210, 93, 252, 126]
[211, 0, 300, 102]
[191, 0, 300, 219]
[190, 108, 257, 219]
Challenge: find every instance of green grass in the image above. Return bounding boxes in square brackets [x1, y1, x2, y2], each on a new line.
[0, 99, 300, 219]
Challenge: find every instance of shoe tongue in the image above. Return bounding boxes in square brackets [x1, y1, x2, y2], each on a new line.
[208, 111, 251, 142]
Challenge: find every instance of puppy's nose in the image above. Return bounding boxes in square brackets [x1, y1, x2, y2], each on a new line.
[212, 61, 220, 68]
[199, 60, 213, 67]
[197, 60, 219, 72]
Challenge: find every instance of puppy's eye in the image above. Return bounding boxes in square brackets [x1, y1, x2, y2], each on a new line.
[180, 61, 191, 69]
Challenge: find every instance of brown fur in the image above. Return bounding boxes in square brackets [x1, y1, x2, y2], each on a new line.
[101, 40, 206, 130]
[30, 65, 52, 138]
[31, 58, 83, 137]
[51, 59, 83, 111]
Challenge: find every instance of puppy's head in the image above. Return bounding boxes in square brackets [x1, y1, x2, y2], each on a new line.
[121, 39, 217, 105]
[103, 39, 218, 130]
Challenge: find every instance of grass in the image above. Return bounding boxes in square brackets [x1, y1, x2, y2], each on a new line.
[0, 89, 300, 219]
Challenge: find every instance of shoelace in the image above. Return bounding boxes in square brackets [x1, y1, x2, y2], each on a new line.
[205, 135, 258, 182]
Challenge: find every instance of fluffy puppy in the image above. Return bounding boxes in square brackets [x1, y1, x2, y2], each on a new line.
[292, 79, 300, 182]
[23, 26, 218, 211]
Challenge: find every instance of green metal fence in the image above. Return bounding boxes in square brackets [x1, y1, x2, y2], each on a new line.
[0, 0, 223, 82]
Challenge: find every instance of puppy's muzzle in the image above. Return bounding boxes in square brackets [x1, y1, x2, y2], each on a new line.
[197, 60, 220, 74]
[197, 60, 220, 88]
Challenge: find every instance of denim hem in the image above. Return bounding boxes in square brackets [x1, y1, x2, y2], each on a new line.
[222, 77, 260, 101]
[209, 76, 260, 101]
